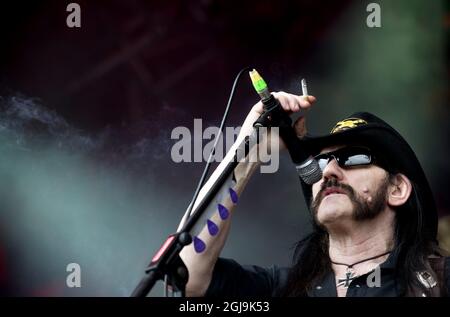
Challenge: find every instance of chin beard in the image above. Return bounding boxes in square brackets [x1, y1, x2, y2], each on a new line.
[311, 176, 390, 225]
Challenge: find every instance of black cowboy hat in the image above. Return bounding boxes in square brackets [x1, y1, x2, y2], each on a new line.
[298, 112, 438, 239]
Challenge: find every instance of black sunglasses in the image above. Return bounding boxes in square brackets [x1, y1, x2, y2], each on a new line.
[314, 146, 375, 171]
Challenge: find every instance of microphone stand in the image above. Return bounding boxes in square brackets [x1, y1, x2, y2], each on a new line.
[131, 97, 302, 297]
[130, 105, 288, 297]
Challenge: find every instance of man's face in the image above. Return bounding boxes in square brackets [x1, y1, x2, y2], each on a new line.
[311, 145, 391, 227]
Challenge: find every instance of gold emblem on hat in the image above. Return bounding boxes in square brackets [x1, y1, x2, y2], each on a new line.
[331, 118, 368, 134]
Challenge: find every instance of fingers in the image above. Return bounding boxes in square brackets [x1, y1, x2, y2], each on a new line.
[251, 101, 264, 116]
[306, 95, 316, 103]
[272, 91, 316, 113]
[271, 91, 315, 139]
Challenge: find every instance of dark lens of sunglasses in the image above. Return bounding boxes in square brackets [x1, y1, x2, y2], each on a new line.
[315, 148, 372, 171]
[317, 158, 329, 171]
[343, 153, 371, 167]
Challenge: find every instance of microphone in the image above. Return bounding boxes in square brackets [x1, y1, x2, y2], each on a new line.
[249, 69, 322, 185]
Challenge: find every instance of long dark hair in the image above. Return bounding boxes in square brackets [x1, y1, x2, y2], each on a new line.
[393, 182, 440, 294]
[282, 178, 440, 297]
[281, 224, 329, 297]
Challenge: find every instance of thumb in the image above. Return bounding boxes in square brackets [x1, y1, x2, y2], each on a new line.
[293, 116, 308, 138]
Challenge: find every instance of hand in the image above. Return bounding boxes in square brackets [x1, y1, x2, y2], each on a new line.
[239, 91, 317, 144]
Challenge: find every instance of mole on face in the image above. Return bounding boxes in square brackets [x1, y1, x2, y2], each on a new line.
[362, 187, 371, 203]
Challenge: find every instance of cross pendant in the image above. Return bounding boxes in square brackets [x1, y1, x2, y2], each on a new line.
[337, 269, 357, 288]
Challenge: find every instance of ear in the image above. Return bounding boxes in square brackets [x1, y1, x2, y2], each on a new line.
[387, 173, 412, 207]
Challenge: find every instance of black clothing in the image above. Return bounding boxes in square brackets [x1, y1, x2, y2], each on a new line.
[205, 254, 450, 297]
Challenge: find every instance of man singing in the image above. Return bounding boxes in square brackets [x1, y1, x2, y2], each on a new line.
[179, 92, 449, 297]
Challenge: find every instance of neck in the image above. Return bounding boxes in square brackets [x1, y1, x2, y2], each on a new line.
[327, 209, 395, 264]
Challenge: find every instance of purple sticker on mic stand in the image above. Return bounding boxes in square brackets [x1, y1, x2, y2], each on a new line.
[193, 236, 206, 253]
[207, 219, 219, 236]
[229, 188, 238, 204]
[217, 204, 229, 220]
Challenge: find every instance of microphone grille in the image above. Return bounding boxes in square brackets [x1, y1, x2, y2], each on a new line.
[296, 158, 322, 185]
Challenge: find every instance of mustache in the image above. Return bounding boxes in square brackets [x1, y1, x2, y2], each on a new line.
[314, 178, 356, 206]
